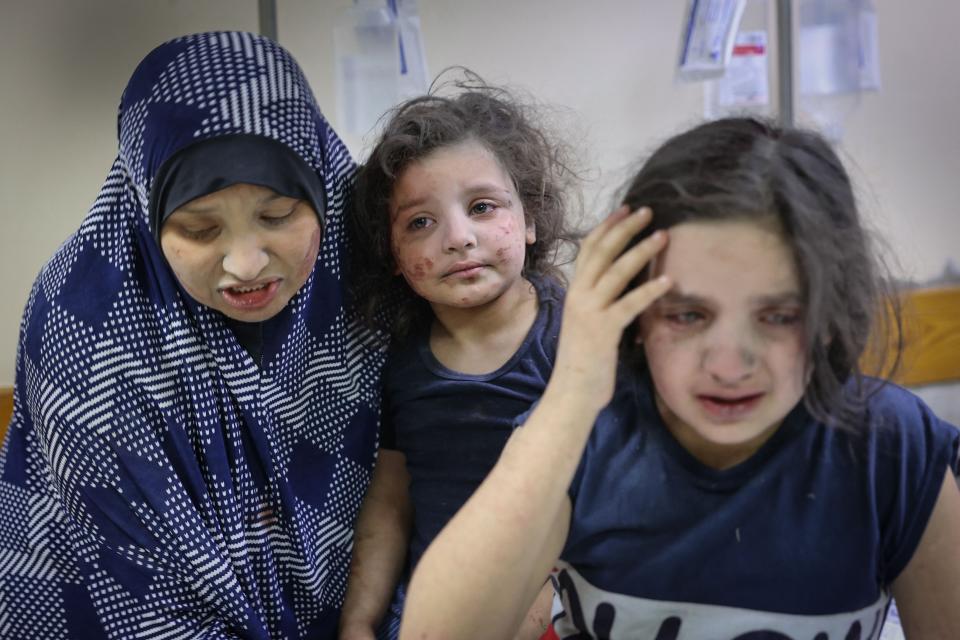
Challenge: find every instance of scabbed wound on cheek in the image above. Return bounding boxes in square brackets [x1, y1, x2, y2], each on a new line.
[495, 243, 522, 265]
[492, 220, 523, 264]
[401, 257, 433, 280]
[495, 227, 512, 252]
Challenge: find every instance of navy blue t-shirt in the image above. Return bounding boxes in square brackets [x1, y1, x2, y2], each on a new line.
[552, 370, 959, 639]
[381, 276, 564, 572]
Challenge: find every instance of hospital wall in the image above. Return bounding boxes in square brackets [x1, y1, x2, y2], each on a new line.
[1, 0, 958, 387]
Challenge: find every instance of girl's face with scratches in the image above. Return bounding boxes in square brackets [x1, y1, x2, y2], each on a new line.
[388, 139, 536, 315]
[638, 219, 808, 470]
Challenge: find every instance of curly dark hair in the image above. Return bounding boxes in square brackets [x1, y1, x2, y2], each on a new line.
[619, 117, 901, 428]
[349, 70, 581, 342]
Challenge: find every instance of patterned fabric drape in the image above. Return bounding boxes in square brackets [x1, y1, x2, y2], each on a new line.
[0, 32, 386, 639]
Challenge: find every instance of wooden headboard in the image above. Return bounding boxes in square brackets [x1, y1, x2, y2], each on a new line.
[0, 387, 11, 443]
[865, 284, 960, 387]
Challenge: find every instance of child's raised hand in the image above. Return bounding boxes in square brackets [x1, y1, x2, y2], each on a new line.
[550, 207, 670, 412]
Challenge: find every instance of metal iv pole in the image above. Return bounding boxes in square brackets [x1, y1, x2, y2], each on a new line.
[259, 0, 278, 42]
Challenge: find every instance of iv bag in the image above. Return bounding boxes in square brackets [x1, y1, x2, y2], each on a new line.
[334, 0, 401, 137]
[394, 0, 430, 99]
[798, 0, 880, 141]
[703, 0, 772, 120]
[677, 0, 749, 81]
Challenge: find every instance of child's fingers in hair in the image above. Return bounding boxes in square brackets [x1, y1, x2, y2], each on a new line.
[593, 226, 667, 305]
[576, 208, 651, 285]
[612, 274, 672, 330]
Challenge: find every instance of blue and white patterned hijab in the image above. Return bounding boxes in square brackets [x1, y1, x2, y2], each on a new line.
[0, 32, 386, 638]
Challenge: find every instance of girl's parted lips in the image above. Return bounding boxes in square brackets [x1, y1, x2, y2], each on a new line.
[442, 261, 486, 278]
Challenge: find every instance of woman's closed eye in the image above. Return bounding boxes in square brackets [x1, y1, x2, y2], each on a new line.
[179, 225, 220, 241]
[260, 202, 300, 226]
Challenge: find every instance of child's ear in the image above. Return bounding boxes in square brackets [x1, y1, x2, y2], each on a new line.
[525, 221, 536, 245]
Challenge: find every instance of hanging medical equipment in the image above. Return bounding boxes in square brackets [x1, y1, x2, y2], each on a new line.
[335, 0, 430, 138]
[678, 0, 880, 141]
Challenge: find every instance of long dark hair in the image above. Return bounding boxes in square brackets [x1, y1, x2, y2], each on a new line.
[349, 70, 580, 342]
[620, 117, 900, 427]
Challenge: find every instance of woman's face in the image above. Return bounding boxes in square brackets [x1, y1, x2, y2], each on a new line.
[160, 183, 321, 322]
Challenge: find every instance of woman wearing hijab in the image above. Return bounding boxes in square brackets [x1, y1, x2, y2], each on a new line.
[0, 32, 385, 638]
